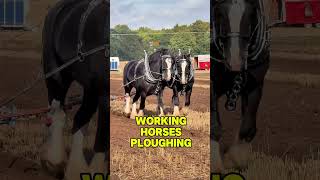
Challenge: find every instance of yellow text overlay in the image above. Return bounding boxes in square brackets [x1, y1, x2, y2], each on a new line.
[130, 116, 192, 148]
[131, 138, 192, 148]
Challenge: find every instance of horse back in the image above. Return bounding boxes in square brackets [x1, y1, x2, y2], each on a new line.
[123, 60, 140, 86]
[42, 0, 87, 73]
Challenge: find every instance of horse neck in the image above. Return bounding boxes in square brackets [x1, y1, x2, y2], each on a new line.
[148, 53, 163, 73]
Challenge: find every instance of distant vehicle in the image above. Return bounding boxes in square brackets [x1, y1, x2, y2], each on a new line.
[193, 54, 210, 70]
[110, 57, 120, 71]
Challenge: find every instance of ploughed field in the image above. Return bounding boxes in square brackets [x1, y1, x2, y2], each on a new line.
[0, 27, 319, 179]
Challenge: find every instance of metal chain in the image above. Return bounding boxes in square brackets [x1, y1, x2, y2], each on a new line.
[225, 74, 243, 111]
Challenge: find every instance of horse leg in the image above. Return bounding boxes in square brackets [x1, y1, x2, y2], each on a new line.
[172, 87, 180, 116]
[124, 85, 132, 116]
[41, 77, 71, 178]
[157, 89, 165, 116]
[130, 92, 140, 119]
[90, 91, 108, 175]
[183, 88, 192, 114]
[138, 92, 146, 116]
[65, 88, 98, 180]
[224, 85, 263, 170]
[210, 83, 224, 173]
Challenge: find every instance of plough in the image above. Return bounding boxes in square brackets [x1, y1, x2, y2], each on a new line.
[0, 95, 126, 126]
[0, 96, 82, 126]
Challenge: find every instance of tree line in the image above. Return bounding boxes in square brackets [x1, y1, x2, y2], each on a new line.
[110, 20, 210, 61]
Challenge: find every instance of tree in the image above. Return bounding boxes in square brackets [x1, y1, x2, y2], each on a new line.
[190, 20, 210, 54]
[110, 25, 145, 61]
[110, 20, 210, 60]
[169, 33, 197, 54]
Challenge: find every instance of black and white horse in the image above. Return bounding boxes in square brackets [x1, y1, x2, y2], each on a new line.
[211, 0, 270, 172]
[166, 53, 194, 116]
[123, 48, 175, 118]
[40, 0, 109, 179]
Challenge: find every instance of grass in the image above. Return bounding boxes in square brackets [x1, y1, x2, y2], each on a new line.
[0, 112, 98, 162]
[241, 152, 320, 180]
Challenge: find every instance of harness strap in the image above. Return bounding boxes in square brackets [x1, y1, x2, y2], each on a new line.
[144, 51, 162, 84]
[134, 59, 144, 79]
[78, 0, 102, 60]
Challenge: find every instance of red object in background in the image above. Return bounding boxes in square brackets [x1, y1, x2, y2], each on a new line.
[285, 0, 320, 24]
[194, 55, 210, 70]
[199, 62, 210, 70]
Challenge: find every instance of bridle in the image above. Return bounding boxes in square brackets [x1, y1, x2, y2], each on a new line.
[174, 56, 194, 84]
[212, 0, 270, 70]
[161, 54, 175, 79]
[212, 0, 270, 111]
[143, 51, 175, 84]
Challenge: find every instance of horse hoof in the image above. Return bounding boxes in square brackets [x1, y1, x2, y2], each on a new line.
[40, 139, 66, 176]
[137, 110, 144, 117]
[40, 158, 65, 178]
[173, 106, 180, 116]
[89, 153, 107, 174]
[211, 140, 224, 173]
[124, 108, 131, 116]
[130, 112, 137, 120]
[223, 142, 251, 170]
[64, 157, 88, 180]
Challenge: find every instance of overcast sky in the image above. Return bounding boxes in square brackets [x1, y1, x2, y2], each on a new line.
[111, 0, 210, 30]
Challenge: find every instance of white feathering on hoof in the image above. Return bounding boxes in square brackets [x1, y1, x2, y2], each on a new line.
[211, 140, 224, 173]
[173, 106, 180, 116]
[124, 93, 131, 115]
[65, 129, 88, 180]
[159, 107, 165, 116]
[40, 99, 66, 176]
[138, 110, 144, 117]
[130, 103, 137, 119]
[90, 152, 107, 175]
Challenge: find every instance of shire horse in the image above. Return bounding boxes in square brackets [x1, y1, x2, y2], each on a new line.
[211, 0, 270, 172]
[123, 48, 175, 118]
[40, 0, 109, 179]
[166, 52, 194, 116]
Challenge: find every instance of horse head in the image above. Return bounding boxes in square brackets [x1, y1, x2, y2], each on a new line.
[175, 53, 192, 85]
[213, 0, 264, 72]
[148, 48, 175, 82]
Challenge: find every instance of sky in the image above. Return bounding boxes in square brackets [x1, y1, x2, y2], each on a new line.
[111, 0, 210, 30]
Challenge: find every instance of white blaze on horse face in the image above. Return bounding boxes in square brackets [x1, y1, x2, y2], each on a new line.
[228, 0, 246, 71]
[165, 58, 172, 81]
[181, 60, 187, 84]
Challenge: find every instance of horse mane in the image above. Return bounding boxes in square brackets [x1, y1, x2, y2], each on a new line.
[148, 48, 171, 62]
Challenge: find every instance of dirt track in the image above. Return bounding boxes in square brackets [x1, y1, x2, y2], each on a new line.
[0, 27, 319, 179]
